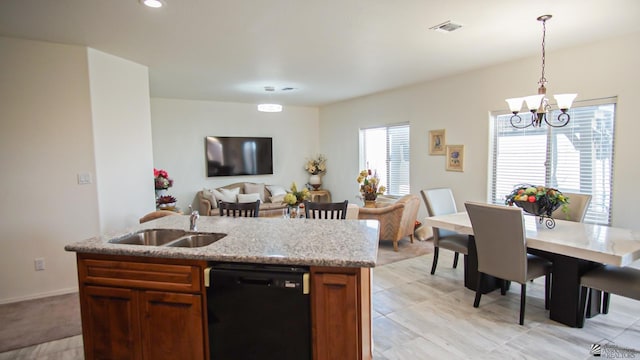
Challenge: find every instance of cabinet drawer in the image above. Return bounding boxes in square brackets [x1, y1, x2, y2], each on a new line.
[78, 256, 203, 293]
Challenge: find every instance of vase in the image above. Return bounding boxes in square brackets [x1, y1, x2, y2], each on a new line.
[155, 189, 168, 199]
[309, 174, 322, 190]
[364, 200, 377, 208]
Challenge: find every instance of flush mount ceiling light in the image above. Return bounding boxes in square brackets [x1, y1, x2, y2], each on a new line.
[257, 104, 283, 112]
[139, 0, 165, 8]
[506, 15, 577, 129]
[257, 86, 284, 112]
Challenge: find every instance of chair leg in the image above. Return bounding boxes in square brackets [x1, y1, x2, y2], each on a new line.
[602, 292, 610, 314]
[393, 239, 398, 252]
[500, 280, 507, 296]
[430, 247, 440, 275]
[409, 233, 414, 244]
[452, 252, 459, 269]
[544, 273, 551, 310]
[578, 286, 589, 328]
[473, 273, 484, 308]
[519, 283, 526, 325]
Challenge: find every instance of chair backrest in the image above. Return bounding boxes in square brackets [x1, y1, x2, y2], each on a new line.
[420, 188, 458, 240]
[304, 200, 348, 219]
[421, 188, 458, 216]
[464, 202, 528, 283]
[551, 192, 592, 222]
[218, 200, 260, 217]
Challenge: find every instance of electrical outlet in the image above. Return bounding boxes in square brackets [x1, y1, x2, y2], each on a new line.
[34, 258, 45, 271]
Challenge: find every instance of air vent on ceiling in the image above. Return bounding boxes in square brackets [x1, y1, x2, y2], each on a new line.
[429, 20, 463, 33]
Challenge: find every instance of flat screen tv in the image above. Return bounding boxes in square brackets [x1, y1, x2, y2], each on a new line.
[205, 136, 273, 177]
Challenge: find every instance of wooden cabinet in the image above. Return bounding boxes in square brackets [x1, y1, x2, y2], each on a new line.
[311, 266, 372, 360]
[77, 253, 208, 360]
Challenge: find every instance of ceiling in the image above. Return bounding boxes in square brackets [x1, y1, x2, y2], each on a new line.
[1, 0, 639, 107]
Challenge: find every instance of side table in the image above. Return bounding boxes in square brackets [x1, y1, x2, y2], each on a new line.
[309, 189, 332, 203]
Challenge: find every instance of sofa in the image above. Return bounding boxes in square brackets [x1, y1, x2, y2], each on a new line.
[357, 194, 420, 251]
[196, 182, 288, 217]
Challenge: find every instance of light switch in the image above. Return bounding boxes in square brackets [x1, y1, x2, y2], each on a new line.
[77, 172, 92, 185]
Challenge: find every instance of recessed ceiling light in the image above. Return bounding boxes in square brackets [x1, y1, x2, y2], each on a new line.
[429, 20, 463, 33]
[140, 0, 165, 8]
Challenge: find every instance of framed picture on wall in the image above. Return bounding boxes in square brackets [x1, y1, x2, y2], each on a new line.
[446, 145, 464, 172]
[429, 129, 446, 155]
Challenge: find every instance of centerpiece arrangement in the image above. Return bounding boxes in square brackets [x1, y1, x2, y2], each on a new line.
[305, 154, 327, 189]
[357, 169, 386, 208]
[283, 182, 310, 218]
[505, 184, 569, 229]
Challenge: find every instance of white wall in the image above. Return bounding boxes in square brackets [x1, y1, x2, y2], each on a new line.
[151, 99, 320, 211]
[88, 49, 155, 233]
[0, 37, 100, 303]
[320, 32, 640, 229]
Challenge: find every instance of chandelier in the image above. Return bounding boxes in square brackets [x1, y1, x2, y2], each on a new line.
[505, 15, 577, 129]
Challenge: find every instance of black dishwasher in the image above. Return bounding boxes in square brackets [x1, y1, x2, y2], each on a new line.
[207, 263, 311, 360]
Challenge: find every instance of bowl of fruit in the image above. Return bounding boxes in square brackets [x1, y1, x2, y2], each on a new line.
[505, 185, 568, 218]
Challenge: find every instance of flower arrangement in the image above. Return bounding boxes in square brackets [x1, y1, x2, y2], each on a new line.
[505, 184, 569, 217]
[305, 154, 327, 175]
[283, 182, 310, 206]
[154, 168, 173, 190]
[357, 169, 386, 201]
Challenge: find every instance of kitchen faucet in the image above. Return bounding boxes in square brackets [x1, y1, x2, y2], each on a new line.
[189, 205, 199, 231]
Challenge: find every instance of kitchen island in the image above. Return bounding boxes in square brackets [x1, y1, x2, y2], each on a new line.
[65, 215, 379, 360]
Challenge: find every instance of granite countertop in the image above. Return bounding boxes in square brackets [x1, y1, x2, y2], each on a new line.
[65, 215, 380, 268]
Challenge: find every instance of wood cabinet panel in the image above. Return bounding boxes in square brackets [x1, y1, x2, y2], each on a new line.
[311, 267, 372, 360]
[81, 285, 142, 360]
[141, 291, 206, 360]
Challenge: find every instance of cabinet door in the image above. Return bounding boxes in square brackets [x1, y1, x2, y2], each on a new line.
[140, 291, 206, 360]
[81, 286, 142, 360]
[312, 271, 359, 360]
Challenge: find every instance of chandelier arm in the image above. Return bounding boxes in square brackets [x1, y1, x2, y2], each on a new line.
[544, 112, 571, 127]
[510, 114, 533, 129]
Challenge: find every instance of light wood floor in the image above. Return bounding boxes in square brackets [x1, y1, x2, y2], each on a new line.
[2, 249, 639, 359]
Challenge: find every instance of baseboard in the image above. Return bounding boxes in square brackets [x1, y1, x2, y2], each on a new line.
[0, 287, 79, 305]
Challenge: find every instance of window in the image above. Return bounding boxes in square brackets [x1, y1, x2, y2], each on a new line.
[490, 99, 616, 225]
[359, 124, 410, 196]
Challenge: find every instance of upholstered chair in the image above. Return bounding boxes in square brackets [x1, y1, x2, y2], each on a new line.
[303, 200, 348, 219]
[551, 192, 592, 222]
[579, 265, 640, 327]
[357, 194, 420, 251]
[420, 188, 469, 275]
[465, 202, 552, 325]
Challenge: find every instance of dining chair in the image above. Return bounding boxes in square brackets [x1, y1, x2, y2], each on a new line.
[579, 264, 640, 326]
[464, 202, 552, 325]
[303, 200, 348, 219]
[551, 192, 592, 222]
[218, 200, 260, 217]
[420, 188, 469, 275]
[138, 210, 179, 223]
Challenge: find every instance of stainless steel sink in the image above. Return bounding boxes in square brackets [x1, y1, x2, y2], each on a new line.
[167, 233, 226, 248]
[109, 229, 225, 248]
[109, 229, 187, 246]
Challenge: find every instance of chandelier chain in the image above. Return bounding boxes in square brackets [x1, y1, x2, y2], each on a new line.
[539, 18, 547, 88]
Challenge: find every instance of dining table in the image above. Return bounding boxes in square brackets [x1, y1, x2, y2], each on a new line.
[423, 211, 640, 327]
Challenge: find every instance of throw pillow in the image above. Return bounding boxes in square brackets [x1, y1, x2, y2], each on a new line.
[202, 188, 217, 208]
[237, 193, 262, 204]
[244, 183, 266, 202]
[266, 185, 287, 197]
[213, 187, 240, 203]
[270, 194, 286, 204]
